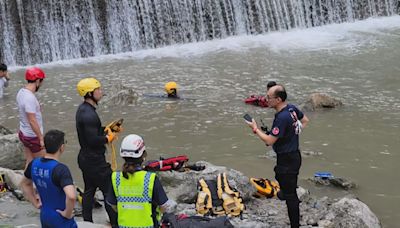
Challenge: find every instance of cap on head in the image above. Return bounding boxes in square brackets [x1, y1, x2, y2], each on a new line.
[120, 134, 146, 158]
[25, 67, 46, 81]
[77, 77, 101, 97]
[165, 81, 178, 95]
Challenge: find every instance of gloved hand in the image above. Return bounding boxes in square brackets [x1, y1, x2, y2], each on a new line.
[105, 119, 124, 133]
[109, 124, 123, 133]
[105, 130, 116, 143]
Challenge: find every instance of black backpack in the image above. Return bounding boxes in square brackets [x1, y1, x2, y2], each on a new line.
[162, 213, 234, 228]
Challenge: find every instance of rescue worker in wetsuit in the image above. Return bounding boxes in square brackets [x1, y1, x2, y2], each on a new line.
[246, 84, 309, 228]
[106, 134, 177, 228]
[165, 81, 179, 98]
[75, 77, 117, 226]
[20, 129, 77, 227]
[266, 81, 277, 91]
[245, 81, 276, 107]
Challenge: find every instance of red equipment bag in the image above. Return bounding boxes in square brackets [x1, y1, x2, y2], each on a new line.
[244, 95, 268, 107]
[145, 155, 189, 171]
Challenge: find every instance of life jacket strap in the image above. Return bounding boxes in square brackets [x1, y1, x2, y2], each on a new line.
[197, 173, 245, 217]
[196, 178, 213, 215]
[217, 173, 245, 216]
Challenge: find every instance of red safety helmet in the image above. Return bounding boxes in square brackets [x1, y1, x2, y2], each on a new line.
[25, 67, 46, 81]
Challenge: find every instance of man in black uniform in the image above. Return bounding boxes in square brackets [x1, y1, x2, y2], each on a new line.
[246, 84, 309, 228]
[76, 77, 117, 226]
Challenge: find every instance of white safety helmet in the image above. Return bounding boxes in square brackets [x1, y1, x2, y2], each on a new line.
[120, 134, 146, 158]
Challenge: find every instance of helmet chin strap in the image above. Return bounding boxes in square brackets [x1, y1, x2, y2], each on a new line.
[35, 80, 41, 92]
[87, 92, 98, 105]
[168, 89, 177, 97]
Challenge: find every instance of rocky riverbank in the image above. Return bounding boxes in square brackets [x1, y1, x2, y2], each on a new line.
[0, 162, 380, 228]
[0, 123, 381, 228]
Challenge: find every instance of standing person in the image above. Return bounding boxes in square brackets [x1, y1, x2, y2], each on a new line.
[245, 84, 309, 228]
[0, 63, 10, 98]
[106, 134, 177, 228]
[75, 77, 117, 226]
[20, 129, 77, 227]
[16, 67, 46, 168]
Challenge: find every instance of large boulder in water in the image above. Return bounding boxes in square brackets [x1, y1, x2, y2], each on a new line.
[102, 84, 139, 106]
[0, 126, 25, 170]
[301, 93, 343, 112]
[308, 176, 357, 190]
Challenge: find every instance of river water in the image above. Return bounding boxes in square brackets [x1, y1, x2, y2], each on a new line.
[1, 16, 399, 227]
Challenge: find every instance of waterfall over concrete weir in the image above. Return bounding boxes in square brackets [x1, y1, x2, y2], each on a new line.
[0, 0, 399, 66]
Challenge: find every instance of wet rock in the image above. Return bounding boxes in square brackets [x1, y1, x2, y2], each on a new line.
[308, 177, 357, 190]
[0, 126, 25, 170]
[318, 219, 334, 227]
[329, 177, 357, 190]
[159, 162, 379, 228]
[310, 177, 332, 186]
[0, 163, 381, 228]
[325, 197, 381, 228]
[297, 186, 310, 201]
[102, 84, 139, 106]
[0, 125, 13, 135]
[302, 150, 323, 157]
[157, 161, 255, 203]
[0, 167, 24, 190]
[0, 194, 40, 226]
[300, 93, 343, 112]
[0, 212, 16, 219]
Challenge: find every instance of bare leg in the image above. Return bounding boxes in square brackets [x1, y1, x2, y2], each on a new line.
[24, 147, 44, 204]
[24, 147, 45, 169]
[24, 147, 34, 170]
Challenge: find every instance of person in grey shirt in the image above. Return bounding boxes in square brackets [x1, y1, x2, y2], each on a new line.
[0, 63, 10, 98]
[16, 67, 46, 168]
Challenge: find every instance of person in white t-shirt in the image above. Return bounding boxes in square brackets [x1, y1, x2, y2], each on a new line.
[16, 67, 46, 168]
[0, 63, 10, 98]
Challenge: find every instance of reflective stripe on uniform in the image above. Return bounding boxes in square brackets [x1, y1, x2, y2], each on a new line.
[112, 171, 155, 228]
[116, 172, 152, 203]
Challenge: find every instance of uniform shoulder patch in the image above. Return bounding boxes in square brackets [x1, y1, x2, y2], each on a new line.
[272, 127, 280, 135]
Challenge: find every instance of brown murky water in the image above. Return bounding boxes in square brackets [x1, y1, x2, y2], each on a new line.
[1, 18, 399, 227]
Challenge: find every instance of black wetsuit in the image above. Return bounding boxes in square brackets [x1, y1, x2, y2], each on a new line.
[270, 104, 304, 228]
[76, 101, 117, 226]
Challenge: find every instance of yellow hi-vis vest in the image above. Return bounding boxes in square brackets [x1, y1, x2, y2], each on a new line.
[112, 171, 156, 228]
